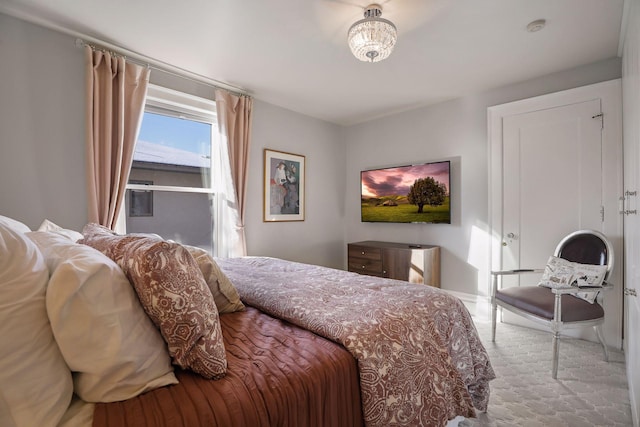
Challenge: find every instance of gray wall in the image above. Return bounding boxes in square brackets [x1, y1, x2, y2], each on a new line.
[343, 57, 622, 296]
[246, 100, 345, 268]
[0, 12, 622, 291]
[0, 13, 86, 231]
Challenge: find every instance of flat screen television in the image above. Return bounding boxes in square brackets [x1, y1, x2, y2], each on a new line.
[361, 160, 451, 224]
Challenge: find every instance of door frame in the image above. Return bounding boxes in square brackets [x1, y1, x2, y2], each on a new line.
[487, 79, 624, 347]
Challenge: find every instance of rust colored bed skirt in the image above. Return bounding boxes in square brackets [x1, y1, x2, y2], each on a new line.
[93, 306, 363, 427]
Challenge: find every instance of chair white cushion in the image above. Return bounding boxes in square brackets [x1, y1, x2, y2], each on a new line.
[538, 256, 608, 303]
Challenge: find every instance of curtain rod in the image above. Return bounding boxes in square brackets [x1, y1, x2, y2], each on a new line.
[75, 38, 249, 98]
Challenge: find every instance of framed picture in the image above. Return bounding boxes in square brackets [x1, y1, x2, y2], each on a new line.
[264, 149, 305, 221]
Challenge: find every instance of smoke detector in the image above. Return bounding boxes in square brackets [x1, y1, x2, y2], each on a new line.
[526, 19, 546, 33]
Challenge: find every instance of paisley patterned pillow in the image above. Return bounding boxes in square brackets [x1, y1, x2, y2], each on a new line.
[81, 224, 227, 379]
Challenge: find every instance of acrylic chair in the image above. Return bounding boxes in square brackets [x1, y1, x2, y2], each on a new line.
[490, 229, 614, 379]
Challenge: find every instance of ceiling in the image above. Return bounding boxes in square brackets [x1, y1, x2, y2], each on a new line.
[0, 0, 626, 126]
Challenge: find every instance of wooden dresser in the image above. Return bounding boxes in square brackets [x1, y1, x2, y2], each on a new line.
[347, 241, 441, 287]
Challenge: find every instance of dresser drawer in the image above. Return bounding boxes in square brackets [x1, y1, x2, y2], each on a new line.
[348, 244, 384, 276]
[348, 245, 382, 261]
[348, 258, 383, 276]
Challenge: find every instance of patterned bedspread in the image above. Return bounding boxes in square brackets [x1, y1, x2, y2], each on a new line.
[216, 257, 495, 427]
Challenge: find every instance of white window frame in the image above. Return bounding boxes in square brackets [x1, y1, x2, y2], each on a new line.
[118, 84, 218, 232]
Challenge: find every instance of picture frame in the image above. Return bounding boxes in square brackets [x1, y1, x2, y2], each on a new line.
[264, 149, 305, 221]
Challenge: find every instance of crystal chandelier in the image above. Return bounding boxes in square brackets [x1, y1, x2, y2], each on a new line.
[347, 4, 397, 63]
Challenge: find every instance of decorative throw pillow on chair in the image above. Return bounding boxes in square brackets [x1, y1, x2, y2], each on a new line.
[538, 256, 608, 303]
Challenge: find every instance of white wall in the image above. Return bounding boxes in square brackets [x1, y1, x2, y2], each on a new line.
[343, 57, 622, 296]
[0, 13, 86, 230]
[0, 13, 346, 269]
[247, 100, 345, 268]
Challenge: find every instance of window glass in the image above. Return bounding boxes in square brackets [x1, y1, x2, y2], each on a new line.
[124, 86, 216, 252]
[125, 191, 214, 253]
[131, 112, 211, 188]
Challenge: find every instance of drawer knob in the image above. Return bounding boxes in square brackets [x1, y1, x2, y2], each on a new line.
[361, 265, 366, 269]
[361, 251, 365, 255]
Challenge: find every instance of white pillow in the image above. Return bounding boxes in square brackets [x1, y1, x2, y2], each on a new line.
[27, 231, 178, 403]
[538, 256, 608, 303]
[0, 393, 17, 427]
[0, 224, 73, 427]
[0, 215, 31, 233]
[57, 395, 95, 427]
[38, 219, 84, 242]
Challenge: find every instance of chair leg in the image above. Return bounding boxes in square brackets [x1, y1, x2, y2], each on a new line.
[491, 301, 497, 342]
[491, 274, 498, 342]
[594, 325, 610, 362]
[551, 291, 564, 379]
[552, 331, 560, 379]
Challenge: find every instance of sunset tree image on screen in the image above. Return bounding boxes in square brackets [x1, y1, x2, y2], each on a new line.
[360, 161, 451, 224]
[407, 177, 447, 213]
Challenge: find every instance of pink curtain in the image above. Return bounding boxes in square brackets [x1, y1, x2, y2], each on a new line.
[84, 46, 149, 229]
[215, 89, 253, 256]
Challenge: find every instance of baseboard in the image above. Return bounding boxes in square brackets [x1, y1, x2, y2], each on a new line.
[443, 289, 488, 304]
[441, 289, 491, 321]
[628, 367, 640, 427]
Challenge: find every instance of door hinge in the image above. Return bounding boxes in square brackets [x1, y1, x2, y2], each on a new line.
[624, 288, 638, 297]
[621, 190, 638, 215]
[600, 205, 605, 222]
[592, 112, 604, 129]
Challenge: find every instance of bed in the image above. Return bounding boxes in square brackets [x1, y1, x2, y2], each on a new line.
[93, 305, 363, 426]
[0, 217, 494, 427]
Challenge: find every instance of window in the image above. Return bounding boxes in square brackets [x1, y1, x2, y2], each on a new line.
[124, 85, 217, 253]
[129, 180, 153, 217]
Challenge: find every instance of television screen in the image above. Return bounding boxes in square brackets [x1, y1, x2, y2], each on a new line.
[361, 160, 451, 224]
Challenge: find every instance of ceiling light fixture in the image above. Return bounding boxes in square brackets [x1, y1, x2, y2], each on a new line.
[347, 4, 397, 63]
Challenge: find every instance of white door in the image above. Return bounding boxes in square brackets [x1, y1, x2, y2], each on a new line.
[622, 1, 640, 420]
[627, 85, 640, 427]
[489, 80, 623, 349]
[501, 99, 603, 275]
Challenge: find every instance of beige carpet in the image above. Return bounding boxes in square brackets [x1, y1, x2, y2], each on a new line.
[461, 318, 632, 427]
